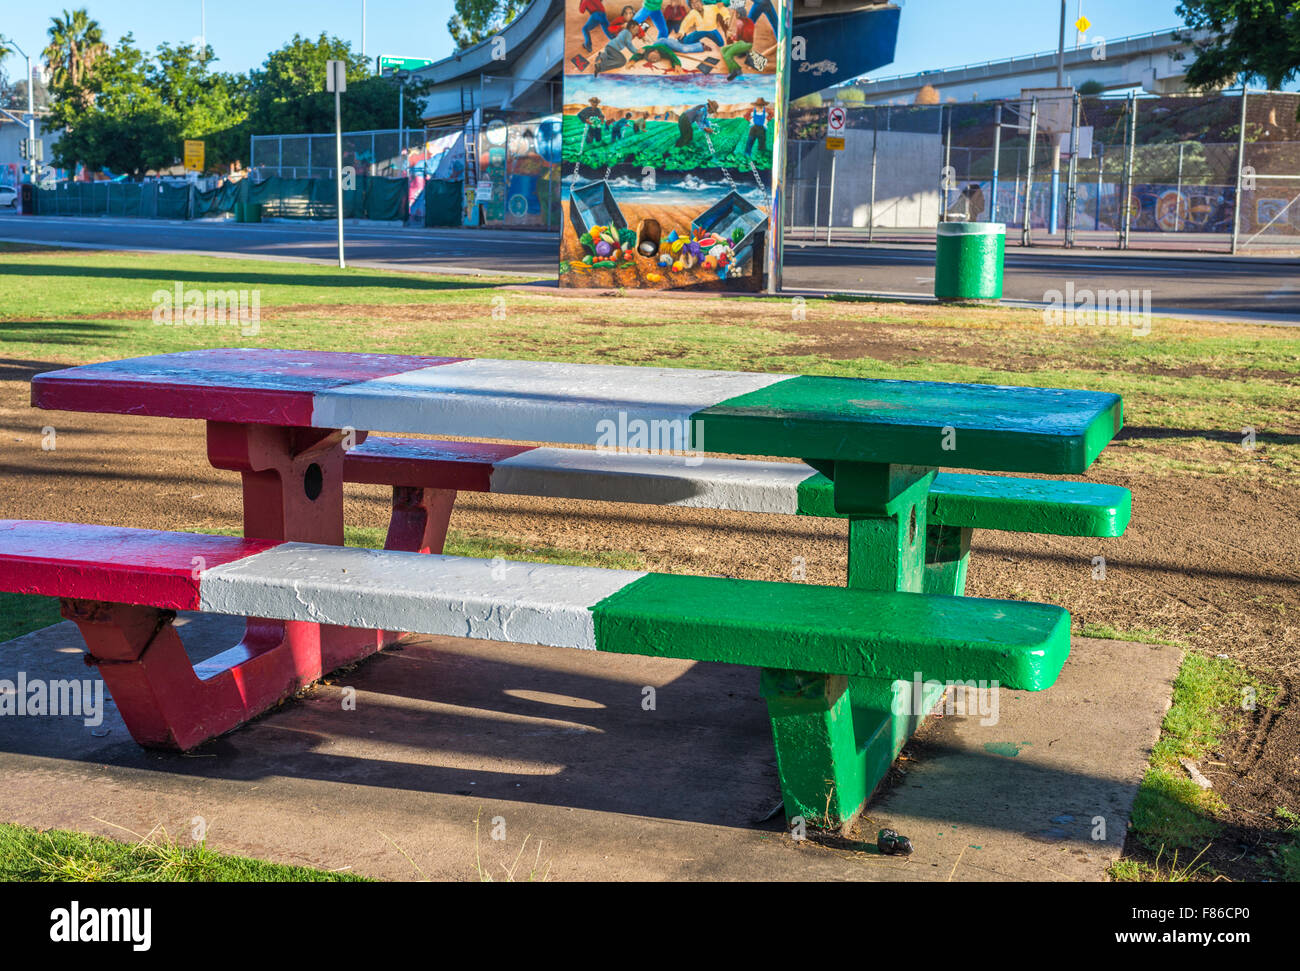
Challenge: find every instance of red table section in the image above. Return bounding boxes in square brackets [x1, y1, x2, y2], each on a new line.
[0, 520, 274, 610]
[31, 348, 464, 426]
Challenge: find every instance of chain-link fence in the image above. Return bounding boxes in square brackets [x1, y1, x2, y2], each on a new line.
[249, 127, 447, 180]
[785, 90, 1300, 253]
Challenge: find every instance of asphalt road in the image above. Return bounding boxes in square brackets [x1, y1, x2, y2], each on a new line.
[782, 241, 1300, 319]
[2, 212, 1296, 321]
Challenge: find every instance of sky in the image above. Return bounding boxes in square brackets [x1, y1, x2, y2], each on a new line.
[0, 0, 1185, 77]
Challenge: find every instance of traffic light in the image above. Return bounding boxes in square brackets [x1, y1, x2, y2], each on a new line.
[18, 139, 29, 160]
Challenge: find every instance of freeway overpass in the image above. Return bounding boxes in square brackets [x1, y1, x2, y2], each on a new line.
[851, 27, 1214, 105]
[413, 0, 904, 123]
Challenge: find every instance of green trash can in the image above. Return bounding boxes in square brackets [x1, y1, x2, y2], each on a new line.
[233, 201, 246, 223]
[934, 221, 1005, 301]
[244, 202, 262, 223]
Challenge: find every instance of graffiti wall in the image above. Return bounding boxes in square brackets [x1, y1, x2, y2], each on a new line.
[478, 112, 564, 229]
[407, 130, 469, 223]
[977, 180, 1298, 236]
[561, 0, 789, 290]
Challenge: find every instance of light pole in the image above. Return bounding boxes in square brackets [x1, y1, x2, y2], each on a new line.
[394, 69, 410, 156]
[1056, 0, 1066, 87]
[1049, 0, 1067, 234]
[2, 38, 39, 187]
[362, 0, 368, 60]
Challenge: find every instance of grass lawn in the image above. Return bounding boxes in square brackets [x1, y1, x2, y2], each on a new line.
[1, 242, 1296, 486]
[0, 823, 368, 881]
[1110, 655, 1299, 882]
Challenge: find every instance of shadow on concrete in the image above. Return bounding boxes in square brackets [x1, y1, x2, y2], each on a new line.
[0, 612, 1169, 843]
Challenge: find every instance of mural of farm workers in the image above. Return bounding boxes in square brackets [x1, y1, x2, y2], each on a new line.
[744, 98, 769, 156]
[676, 101, 719, 147]
[611, 113, 635, 140]
[577, 98, 608, 147]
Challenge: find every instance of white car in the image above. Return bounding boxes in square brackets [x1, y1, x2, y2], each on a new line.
[0, 186, 16, 208]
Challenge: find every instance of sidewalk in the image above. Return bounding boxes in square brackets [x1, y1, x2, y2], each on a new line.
[0, 614, 1179, 881]
[786, 225, 1300, 258]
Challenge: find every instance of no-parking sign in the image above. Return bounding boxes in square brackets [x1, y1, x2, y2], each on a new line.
[826, 105, 846, 150]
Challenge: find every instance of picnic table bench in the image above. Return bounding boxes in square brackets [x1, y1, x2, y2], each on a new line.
[8, 349, 1128, 830]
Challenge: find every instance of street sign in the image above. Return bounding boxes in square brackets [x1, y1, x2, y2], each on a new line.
[376, 55, 434, 76]
[1075, 15, 1091, 33]
[826, 105, 847, 150]
[325, 60, 347, 93]
[183, 140, 205, 172]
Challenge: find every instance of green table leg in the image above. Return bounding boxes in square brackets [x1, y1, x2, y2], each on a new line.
[760, 669, 867, 827]
[763, 462, 938, 830]
[924, 524, 973, 597]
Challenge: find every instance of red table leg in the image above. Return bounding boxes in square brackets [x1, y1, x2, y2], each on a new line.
[67, 422, 392, 750]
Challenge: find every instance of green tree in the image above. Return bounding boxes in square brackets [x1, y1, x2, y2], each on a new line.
[250, 33, 370, 113]
[51, 34, 250, 174]
[245, 34, 428, 136]
[1176, 0, 1300, 90]
[42, 8, 107, 101]
[151, 41, 250, 160]
[54, 107, 181, 177]
[447, 0, 529, 51]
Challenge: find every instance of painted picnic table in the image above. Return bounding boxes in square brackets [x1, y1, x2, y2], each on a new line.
[30, 349, 1124, 817]
[31, 347, 1122, 594]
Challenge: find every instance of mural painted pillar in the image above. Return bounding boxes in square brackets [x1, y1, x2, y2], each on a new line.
[765, 0, 790, 294]
[560, 0, 791, 292]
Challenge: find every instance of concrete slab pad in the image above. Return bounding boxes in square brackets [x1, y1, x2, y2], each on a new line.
[0, 615, 1179, 881]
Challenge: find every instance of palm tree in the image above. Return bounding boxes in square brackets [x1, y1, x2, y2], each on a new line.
[42, 8, 107, 92]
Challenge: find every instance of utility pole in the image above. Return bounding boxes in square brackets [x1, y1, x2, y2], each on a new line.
[1120, 90, 1138, 249]
[1174, 142, 1184, 232]
[3, 39, 39, 188]
[1056, 0, 1066, 86]
[362, 0, 368, 61]
[826, 151, 837, 245]
[394, 69, 410, 157]
[868, 115, 878, 241]
[991, 103, 1002, 222]
[1022, 97, 1039, 247]
[1065, 90, 1081, 246]
[941, 104, 952, 221]
[1231, 83, 1248, 254]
